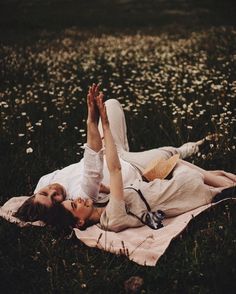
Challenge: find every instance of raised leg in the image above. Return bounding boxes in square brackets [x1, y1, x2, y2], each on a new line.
[119, 146, 181, 172]
[98, 99, 129, 152]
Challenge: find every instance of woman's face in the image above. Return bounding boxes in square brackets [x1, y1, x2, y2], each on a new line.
[34, 183, 67, 207]
[62, 198, 94, 221]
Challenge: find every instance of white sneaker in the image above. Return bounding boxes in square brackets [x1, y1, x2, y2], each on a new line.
[178, 134, 218, 159]
[177, 141, 201, 159]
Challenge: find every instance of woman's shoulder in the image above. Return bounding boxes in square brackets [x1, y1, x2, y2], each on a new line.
[99, 196, 143, 232]
[99, 199, 126, 232]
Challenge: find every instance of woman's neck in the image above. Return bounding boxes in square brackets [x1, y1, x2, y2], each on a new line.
[89, 207, 105, 222]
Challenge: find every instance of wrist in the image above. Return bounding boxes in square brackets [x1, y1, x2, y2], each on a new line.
[87, 119, 98, 125]
[102, 123, 110, 131]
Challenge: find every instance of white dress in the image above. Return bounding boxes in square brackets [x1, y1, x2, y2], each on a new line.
[100, 163, 220, 232]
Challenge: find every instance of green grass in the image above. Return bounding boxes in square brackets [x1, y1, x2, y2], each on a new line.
[0, 3, 236, 292]
[0, 201, 236, 293]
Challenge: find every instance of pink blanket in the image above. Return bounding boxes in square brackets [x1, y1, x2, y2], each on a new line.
[0, 196, 226, 266]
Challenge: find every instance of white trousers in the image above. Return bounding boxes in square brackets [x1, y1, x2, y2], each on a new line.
[98, 99, 184, 172]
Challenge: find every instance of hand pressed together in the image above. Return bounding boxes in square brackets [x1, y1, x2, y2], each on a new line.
[87, 83, 100, 124]
[95, 92, 109, 128]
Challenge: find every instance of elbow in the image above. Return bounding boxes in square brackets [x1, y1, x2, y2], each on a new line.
[115, 164, 122, 172]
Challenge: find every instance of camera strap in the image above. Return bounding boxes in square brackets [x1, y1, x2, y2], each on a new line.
[124, 187, 165, 230]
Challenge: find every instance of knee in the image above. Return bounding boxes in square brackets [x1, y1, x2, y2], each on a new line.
[105, 99, 121, 108]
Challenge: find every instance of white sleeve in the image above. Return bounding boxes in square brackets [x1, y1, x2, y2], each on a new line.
[34, 170, 59, 193]
[77, 144, 104, 202]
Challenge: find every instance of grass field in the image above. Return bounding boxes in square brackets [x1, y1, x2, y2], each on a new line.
[0, 1, 236, 293]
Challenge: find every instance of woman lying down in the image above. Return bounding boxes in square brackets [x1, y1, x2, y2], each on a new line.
[46, 90, 236, 232]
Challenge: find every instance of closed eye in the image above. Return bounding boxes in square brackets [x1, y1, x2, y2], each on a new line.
[71, 202, 76, 210]
[39, 192, 48, 196]
[51, 192, 57, 198]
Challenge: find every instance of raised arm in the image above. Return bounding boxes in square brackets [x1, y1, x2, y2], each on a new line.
[86, 84, 110, 196]
[96, 93, 124, 202]
[87, 84, 102, 151]
[76, 84, 104, 202]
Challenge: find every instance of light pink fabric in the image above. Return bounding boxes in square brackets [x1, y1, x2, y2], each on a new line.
[0, 196, 44, 227]
[1, 196, 231, 266]
[73, 203, 216, 266]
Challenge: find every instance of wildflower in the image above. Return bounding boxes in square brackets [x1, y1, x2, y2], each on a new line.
[46, 266, 52, 272]
[35, 121, 42, 126]
[26, 147, 33, 154]
[51, 239, 56, 245]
